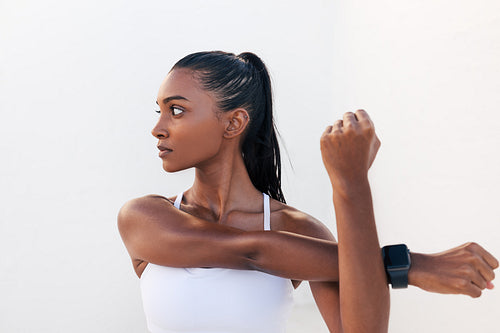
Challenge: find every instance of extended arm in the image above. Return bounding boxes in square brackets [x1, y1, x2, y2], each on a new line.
[320, 110, 389, 332]
[118, 195, 498, 293]
[118, 196, 339, 281]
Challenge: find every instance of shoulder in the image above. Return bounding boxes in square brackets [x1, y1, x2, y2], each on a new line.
[119, 194, 174, 213]
[117, 194, 176, 233]
[116, 195, 181, 277]
[270, 200, 336, 242]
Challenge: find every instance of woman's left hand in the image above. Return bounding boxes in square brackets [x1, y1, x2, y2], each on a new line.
[409, 242, 499, 297]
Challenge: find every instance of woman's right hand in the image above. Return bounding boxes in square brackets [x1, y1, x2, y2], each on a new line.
[409, 242, 499, 297]
[320, 109, 381, 189]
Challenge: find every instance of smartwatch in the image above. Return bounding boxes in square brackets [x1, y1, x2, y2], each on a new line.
[382, 244, 411, 289]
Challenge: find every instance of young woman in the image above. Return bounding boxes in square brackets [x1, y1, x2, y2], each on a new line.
[118, 51, 498, 333]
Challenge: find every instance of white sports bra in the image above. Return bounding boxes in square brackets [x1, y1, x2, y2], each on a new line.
[140, 192, 294, 333]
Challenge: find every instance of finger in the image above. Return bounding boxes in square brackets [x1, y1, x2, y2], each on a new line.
[486, 281, 495, 290]
[475, 257, 496, 282]
[468, 267, 488, 290]
[467, 242, 499, 270]
[323, 125, 333, 134]
[332, 119, 343, 133]
[463, 245, 497, 282]
[342, 112, 358, 130]
[355, 109, 374, 127]
[467, 283, 483, 298]
[454, 278, 483, 298]
[480, 248, 499, 270]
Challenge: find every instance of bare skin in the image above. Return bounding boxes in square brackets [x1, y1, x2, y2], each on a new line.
[118, 69, 499, 333]
[320, 110, 389, 332]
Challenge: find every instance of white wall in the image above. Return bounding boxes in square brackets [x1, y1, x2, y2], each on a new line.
[1, 1, 498, 332]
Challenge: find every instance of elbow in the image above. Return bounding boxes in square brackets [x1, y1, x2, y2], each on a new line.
[243, 249, 261, 271]
[236, 232, 281, 275]
[235, 232, 262, 271]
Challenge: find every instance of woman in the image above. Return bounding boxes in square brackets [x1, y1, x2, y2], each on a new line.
[118, 51, 498, 333]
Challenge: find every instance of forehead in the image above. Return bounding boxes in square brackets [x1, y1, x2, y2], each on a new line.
[157, 69, 213, 103]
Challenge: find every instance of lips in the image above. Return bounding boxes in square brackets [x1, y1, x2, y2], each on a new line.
[157, 144, 173, 158]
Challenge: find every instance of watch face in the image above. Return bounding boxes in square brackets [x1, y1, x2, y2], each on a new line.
[384, 244, 410, 269]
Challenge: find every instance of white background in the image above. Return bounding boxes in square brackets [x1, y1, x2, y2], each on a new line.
[1, 0, 499, 332]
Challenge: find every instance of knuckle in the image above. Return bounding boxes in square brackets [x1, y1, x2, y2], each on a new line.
[460, 264, 474, 275]
[454, 278, 469, 290]
[344, 122, 355, 130]
[468, 253, 482, 266]
[465, 242, 479, 251]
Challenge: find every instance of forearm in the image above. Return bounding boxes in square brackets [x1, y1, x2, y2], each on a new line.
[121, 195, 341, 279]
[333, 178, 389, 333]
[246, 231, 339, 281]
[171, 217, 342, 280]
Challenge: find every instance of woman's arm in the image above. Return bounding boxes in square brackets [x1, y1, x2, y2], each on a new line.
[118, 195, 498, 293]
[118, 195, 340, 281]
[320, 110, 389, 332]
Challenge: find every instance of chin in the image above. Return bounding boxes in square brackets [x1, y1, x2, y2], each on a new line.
[162, 161, 190, 173]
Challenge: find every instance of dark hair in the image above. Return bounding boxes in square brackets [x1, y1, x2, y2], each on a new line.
[172, 51, 285, 203]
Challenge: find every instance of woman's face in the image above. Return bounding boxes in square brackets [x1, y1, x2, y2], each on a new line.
[152, 69, 226, 173]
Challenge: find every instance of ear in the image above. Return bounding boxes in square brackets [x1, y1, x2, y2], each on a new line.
[223, 108, 250, 139]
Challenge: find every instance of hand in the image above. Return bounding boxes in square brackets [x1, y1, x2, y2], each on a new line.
[320, 110, 381, 186]
[409, 242, 499, 298]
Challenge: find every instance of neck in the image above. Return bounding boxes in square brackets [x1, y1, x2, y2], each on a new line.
[187, 148, 262, 221]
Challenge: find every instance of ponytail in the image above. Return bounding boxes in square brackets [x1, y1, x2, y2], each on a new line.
[172, 51, 286, 203]
[237, 53, 285, 203]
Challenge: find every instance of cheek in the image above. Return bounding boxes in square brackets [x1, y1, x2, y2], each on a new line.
[183, 123, 223, 155]
[168, 117, 225, 169]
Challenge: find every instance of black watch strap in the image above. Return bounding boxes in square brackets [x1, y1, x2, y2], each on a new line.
[388, 269, 409, 289]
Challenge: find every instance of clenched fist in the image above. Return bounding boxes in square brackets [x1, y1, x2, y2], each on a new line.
[320, 110, 381, 188]
[410, 242, 499, 298]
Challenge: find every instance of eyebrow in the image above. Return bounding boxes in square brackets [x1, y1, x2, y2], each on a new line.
[156, 95, 189, 105]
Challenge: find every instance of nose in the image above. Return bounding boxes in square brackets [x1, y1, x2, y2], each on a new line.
[151, 118, 169, 139]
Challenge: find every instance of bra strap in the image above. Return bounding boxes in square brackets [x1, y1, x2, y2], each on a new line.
[263, 193, 271, 231]
[174, 192, 183, 209]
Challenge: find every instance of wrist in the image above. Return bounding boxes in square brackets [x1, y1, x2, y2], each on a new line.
[331, 175, 370, 198]
[408, 252, 427, 288]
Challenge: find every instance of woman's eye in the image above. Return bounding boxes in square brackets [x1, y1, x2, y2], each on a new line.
[171, 106, 184, 116]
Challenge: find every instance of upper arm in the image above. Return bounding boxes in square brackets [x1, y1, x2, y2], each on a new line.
[306, 228, 342, 333]
[310, 281, 342, 333]
[117, 195, 255, 269]
[283, 212, 342, 333]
